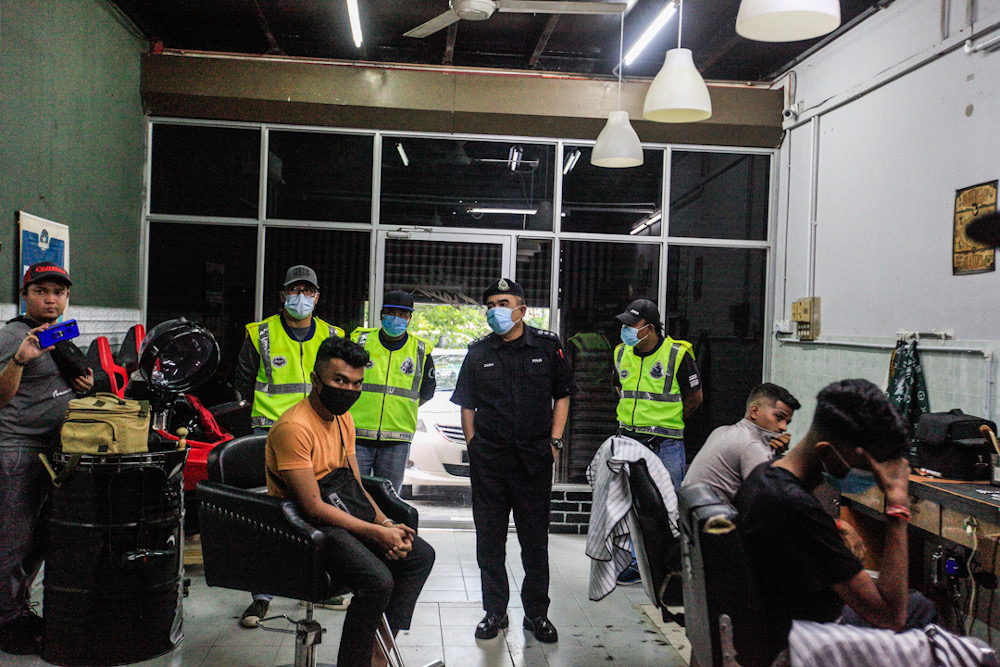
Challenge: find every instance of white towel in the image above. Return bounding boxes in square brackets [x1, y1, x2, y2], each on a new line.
[585, 435, 678, 602]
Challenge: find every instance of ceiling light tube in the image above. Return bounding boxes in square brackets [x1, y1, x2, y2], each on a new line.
[346, 0, 363, 47]
[395, 142, 409, 167]
[468, 207, 538, 215]
[624, 1, 677, 66]
[630, 211, 662, 235]
[563, 149, 581, 175]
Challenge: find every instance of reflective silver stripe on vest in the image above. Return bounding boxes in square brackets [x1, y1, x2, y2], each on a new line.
[663, 343, 681, 397]
[360, 383, 421, 400]
[621, 390, 682, 403]
[255, 381, 312, 395]
[259, 322, 275, 387]
[252, 416, 275, 428]
[615, 345, 626, 372]
[360, 339, 427, 401]
[355, 428, 414, 443]
[619, 422, 684, 439]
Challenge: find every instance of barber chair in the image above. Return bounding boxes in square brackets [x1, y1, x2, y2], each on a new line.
[678, 483, 767, 667]
[197, 435, 443, 667]
[625, 458, 683, 622]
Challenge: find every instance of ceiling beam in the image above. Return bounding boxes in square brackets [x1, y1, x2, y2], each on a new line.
[141, 52, 783, 147]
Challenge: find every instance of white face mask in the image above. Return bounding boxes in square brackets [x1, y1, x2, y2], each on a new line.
[284, 293, 315, 320]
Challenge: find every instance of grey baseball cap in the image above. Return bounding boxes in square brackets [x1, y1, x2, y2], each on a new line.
[283, 265, 319, 288]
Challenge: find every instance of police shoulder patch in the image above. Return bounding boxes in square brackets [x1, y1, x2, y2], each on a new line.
[469, 334, 491, 348]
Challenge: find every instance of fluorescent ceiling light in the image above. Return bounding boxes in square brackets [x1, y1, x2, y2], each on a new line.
[563, 149, 581, 175]
[630, 211, 662, 235]
[395, 142, 409, 167]
[508, 146, 523, 171]
[468, 207, 538, 215]
[624, 1, 677, 67]
[346, 0, 363, 47]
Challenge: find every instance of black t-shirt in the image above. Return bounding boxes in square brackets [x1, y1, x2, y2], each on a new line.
[733, 463, 863, 663]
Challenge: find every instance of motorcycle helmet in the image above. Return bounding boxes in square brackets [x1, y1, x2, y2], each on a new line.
[139, 318, 220, 395]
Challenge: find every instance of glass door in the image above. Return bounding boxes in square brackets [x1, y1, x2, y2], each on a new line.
[374, 231, 512, 527]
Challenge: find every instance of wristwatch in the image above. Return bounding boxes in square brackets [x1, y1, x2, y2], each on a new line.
[550, 437, 564, 450]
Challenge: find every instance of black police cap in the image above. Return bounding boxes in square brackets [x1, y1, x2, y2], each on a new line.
[482, 278, 524, 303]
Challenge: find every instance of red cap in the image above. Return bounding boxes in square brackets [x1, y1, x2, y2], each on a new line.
[23, 262, 71, 289]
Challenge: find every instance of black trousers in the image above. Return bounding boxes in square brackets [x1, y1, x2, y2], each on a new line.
[470, 453, 552, 619]
[318, 526, 435, 667]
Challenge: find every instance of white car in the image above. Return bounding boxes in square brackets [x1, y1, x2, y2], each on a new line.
[403, 349, 470, 495]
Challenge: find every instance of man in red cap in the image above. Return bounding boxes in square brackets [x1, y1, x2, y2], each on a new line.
[0, 263, 93, 655]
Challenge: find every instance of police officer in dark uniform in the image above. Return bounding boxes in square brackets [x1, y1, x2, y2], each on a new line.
[451, 278, 576, 644]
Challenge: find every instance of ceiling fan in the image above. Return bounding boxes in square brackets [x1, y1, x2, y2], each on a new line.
[404, 0, 626, 39]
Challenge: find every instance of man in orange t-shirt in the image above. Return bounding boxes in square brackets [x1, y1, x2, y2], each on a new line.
[265, 336, 435, 667]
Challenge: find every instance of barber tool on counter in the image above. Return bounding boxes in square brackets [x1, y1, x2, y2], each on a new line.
[39, 318, 221, 667]
[909, 409, 997, 481]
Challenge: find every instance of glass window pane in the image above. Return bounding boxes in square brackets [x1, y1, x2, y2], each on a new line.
[559, 240, 661, 482]
[146, 222, 257, 403]
[150, 124, 260, 218]
[266, 131, 373, 223]
[667, 245, 767, 455]
[517, 238, 552, 330]
[561, 146, 663, 236]
[263, 227, 371, 335]
[380, 138, 555, 231]
[669, 151, 770, 240]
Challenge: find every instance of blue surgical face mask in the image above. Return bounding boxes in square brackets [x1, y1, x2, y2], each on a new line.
[621, 324, 650, 347]
[822, 469, 878, 494]
[381, 314, 409, 337]
[284, 293, 315, 320]
[486, 307, 518, 335]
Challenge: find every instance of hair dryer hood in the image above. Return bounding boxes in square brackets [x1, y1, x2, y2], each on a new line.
[139, 318, 220, 394]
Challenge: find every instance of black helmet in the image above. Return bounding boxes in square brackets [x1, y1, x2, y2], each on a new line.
[139, 318, 220, 394]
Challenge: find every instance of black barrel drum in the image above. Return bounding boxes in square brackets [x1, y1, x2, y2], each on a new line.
[42, 449, 188, 666]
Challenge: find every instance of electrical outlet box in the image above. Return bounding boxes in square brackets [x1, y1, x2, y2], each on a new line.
[773, 319, 794, 334]
[791, 297, 821, 340]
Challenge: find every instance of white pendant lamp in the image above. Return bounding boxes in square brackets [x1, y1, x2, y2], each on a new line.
[592, 13, 644, 168]
[735, 0, 840, 42]
[642, 0, 711, 123]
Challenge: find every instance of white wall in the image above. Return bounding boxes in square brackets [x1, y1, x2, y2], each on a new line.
[772, 0, 1000, 428]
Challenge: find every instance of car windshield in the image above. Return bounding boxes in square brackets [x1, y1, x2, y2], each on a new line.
[433, 353, 465, 392]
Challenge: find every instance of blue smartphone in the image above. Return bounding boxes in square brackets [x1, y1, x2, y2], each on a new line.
[37, 319, 79, 348]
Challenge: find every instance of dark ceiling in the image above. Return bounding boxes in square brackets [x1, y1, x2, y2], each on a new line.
[110, 0, 884, 82]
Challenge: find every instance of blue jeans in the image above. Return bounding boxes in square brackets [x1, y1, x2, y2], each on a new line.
[0, 442, 52, 626]
[354, 440, 410, 494]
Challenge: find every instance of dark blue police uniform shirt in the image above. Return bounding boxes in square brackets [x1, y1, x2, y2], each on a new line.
[451, 325, 576, 457]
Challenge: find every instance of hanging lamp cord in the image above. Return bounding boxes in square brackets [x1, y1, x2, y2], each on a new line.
[617, 11, 624, 111]
[678, 0, 684, 49]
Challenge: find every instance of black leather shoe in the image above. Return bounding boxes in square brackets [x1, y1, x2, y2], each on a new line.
[475, 612, 509, 640]
[523, 615, 558, 643]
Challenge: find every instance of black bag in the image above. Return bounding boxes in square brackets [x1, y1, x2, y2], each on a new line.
[317, 467, 376, 523]
[910, 409, 997, 480]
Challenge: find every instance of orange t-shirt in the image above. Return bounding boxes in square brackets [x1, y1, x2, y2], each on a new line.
[265, 397, 356, 498]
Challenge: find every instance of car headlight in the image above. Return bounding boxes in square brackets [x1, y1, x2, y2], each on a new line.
[416, 417, 427, 432]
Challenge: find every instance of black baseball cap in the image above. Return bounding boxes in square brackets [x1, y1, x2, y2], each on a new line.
[23, 262, 71, 289]
[483, 278, 524, 303]
[383, 290, 415, 311]
[616, 299, 660, 327]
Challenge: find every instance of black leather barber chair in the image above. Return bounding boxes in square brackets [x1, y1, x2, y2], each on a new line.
[678, 483, 767, 667]
[625, 458, 683, 622]
[197, 435, 442, 667]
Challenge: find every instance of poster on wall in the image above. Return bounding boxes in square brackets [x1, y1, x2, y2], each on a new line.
[953, 181, 997, 275]
[17, 211, 69, 314]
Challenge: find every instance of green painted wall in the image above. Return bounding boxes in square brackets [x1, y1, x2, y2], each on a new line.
[0, 0, 144, 307]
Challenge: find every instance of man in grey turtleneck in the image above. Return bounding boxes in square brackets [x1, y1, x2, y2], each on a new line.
[683, 383, 800, 502]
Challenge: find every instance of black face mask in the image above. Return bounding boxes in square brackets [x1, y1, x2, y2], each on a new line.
[316, 383, 361, 416]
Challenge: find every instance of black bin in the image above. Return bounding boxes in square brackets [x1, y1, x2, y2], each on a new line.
[42, 449, 188, 666]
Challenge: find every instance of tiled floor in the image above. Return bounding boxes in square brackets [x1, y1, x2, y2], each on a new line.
[6, 529, 686, 667]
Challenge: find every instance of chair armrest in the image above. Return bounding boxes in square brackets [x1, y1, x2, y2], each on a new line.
[362, 475, 419, 530]
[197, 481, 332, 601]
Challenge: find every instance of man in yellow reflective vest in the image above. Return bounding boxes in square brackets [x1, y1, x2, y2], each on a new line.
[350, 290, 435, 493]
[613, 298, 702, 585]
[233, 264, 346, 626]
